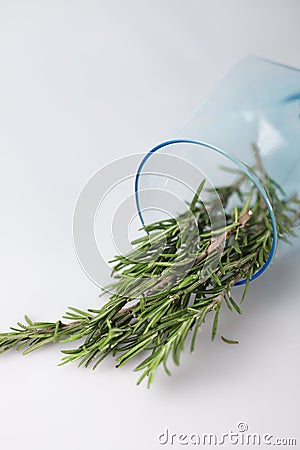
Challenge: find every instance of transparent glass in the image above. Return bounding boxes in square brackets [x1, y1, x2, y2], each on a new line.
[135, 56, 300, 284]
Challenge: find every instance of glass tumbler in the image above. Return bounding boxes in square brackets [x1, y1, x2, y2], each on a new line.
[134, 56, 300, 284]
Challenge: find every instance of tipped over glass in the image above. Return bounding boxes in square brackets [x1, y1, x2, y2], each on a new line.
[135, 56, 300, 284]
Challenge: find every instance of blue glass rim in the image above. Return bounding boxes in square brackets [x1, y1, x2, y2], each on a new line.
[134, 139, 278, 286]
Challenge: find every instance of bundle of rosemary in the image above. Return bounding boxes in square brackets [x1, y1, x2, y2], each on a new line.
[1, 147, 299, 387]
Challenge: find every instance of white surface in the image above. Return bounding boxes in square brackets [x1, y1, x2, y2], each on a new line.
[0, 1, 299, 449]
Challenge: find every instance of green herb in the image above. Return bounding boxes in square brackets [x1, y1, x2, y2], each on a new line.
[1, 146, 299, 387]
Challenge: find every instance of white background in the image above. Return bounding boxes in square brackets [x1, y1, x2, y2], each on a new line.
[0, 1, 299, 449]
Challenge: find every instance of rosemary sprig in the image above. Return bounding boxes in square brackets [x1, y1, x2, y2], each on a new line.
[1, 148, 300, 387]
